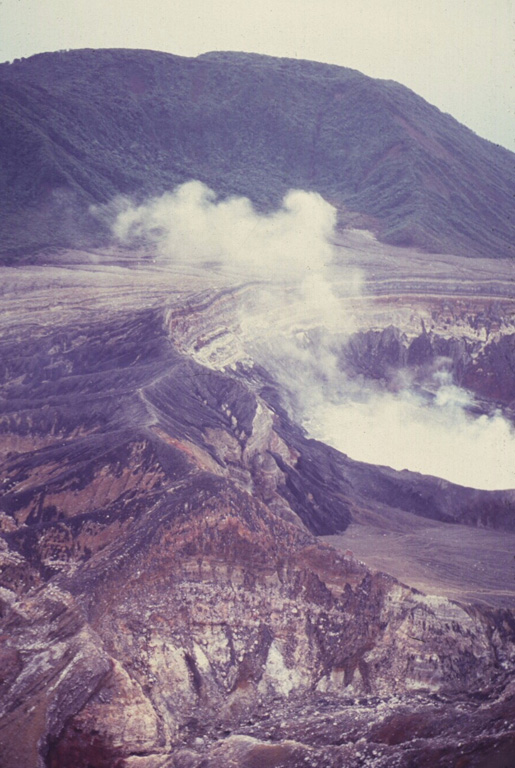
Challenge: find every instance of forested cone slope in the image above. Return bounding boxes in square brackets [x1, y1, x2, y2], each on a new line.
[1, 48, 514, 260]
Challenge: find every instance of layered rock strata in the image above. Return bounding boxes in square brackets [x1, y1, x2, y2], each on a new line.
[1, 284, 514, 767]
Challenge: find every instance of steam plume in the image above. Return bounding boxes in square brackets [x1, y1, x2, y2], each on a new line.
[305, 382, 515, 490]
[110, 181, 515, 491]
[113, 181, 336, 280]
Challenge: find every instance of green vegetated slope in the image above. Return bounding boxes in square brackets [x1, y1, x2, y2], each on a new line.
[0, 48, 513, 261]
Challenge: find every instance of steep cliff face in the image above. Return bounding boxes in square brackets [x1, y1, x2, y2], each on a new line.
[342, 325, 515, 406]
[3, 474, 515, 767]
[1, 267, 515, 767]
[462, 333, 515, 405]
[45, 496, 515, 767]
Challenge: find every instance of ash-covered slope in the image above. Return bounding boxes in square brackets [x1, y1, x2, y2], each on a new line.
[1, 48, 514, 261]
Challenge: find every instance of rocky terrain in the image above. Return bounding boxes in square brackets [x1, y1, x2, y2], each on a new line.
[0, 239, 514, 767]
[1, 47, 515, 768]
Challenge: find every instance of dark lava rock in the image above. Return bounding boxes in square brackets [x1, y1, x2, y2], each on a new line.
[463, 333, 515, 405]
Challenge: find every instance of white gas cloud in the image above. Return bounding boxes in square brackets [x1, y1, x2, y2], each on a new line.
[305, 384, 515, 491]
[113, 180, 337, 281]
[110, 181, 515, 491]
[111, 180, 359, 334]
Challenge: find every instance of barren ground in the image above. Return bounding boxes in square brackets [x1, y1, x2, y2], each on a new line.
[326, 514, 515, 610]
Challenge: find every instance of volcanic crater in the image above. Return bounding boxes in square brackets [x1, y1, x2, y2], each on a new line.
[1, 47, 515, 768]
[1, 234, 514, 768]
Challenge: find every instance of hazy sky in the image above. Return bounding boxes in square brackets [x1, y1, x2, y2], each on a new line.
[1, 0, 513, 151]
